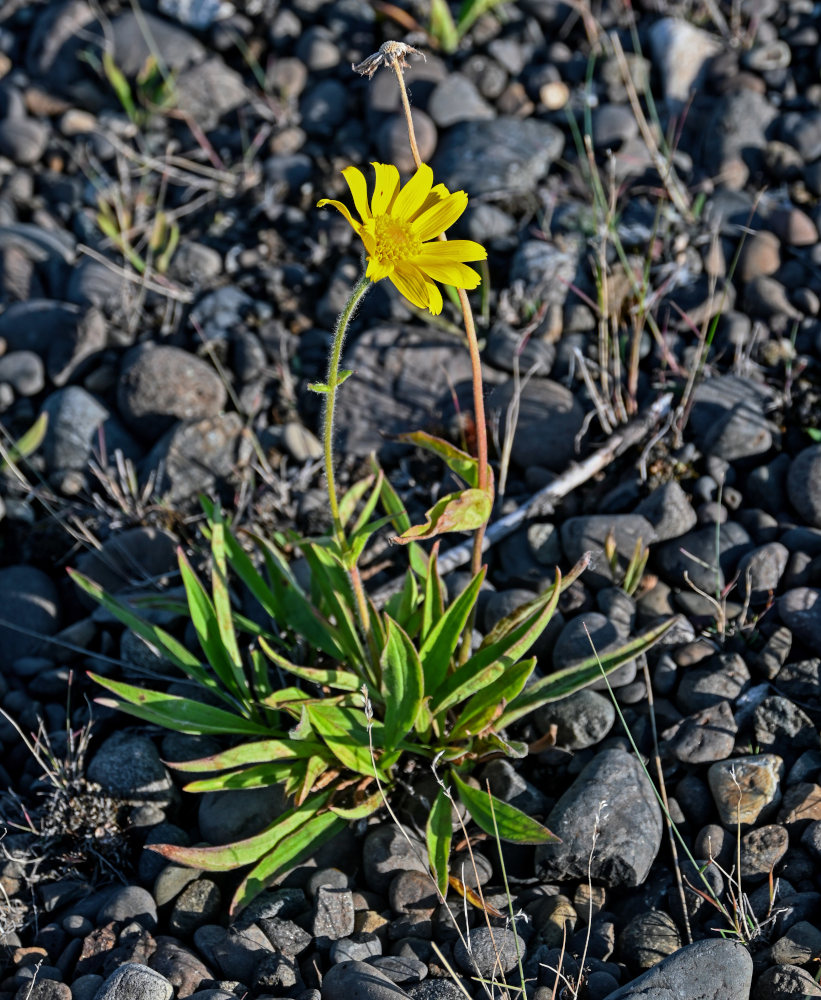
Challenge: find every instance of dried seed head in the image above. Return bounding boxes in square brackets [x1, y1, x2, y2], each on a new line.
[352, 40, 425, 79]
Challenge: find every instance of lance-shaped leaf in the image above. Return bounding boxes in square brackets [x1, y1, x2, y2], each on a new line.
[182, 761, 295, 793]
[418, 566, 486, 695]
[90, 674, 270, 737]
[69, 569, 227, 703]
[396, 431, 479, 487]
[380, 617, 424, 751]
[306, 702, 379, 777]
[448, 657, 535, 742]
[373, 457, 427, 579]
[426, 787, 453, 897]
[497, 616, 677, 728]
[452, 771, 558, 845]
[148, 790, 334, 871]
[210, 516, 252, 703]
[258, 637, 362, 691]
[394, 488, 491, 544]
[178, 547, 251, 706]
[330, 787, 384, 820]
[432, 569, 562, 713]
[231, 809, 346, 915]
[167, 738, 327, 773]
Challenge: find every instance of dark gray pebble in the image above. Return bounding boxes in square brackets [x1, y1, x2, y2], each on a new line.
[87, 733, 174, 806]
[118, 344, 227, 441]
[322, 960, 411, 1000]
[453, 927, 525, 977]
[602, 938, 752, 1000]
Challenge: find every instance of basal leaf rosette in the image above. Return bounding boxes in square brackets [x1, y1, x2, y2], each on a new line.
[318, 162, 487, 314]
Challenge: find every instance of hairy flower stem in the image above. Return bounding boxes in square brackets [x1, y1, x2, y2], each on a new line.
[323, 273, 376, 666]
[324, 273, 370, 536]
[392, 62, 490, 662]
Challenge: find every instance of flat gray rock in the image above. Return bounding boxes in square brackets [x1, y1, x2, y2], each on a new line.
[434, 117, 563, 200]
[602, 938, 752, 999]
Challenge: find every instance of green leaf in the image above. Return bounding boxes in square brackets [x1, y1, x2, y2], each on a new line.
[0, 412, 48, 471]
[385, 567, 420, 636]
[429, 659, 507, 718]
[452, 772, 558, 845]
[429, 0, 460, 52]
[426, 787, 453, 897]
[183, 761, 295, 792]
[103, 51, 137, 121]
[179, 549, 247, 703]
[497, 616, 678, 728]
[456, 0, 507, 37]
[231, 809, 346, 915]
[444, 569, 562, 704]
[149, 790, 334, 872]
[69, 570, 224, 700]
[380, 617, 424, 750]
[394, 488, 491, 543]
[90, 674, 270, 736]
[344, 513, 398, 569]
[306, 702, 377, 777]
[372, 457, 427, 579]
[339, 474, 376, 529]
[242, 531, 348, 660]
[418, 566, 486, 695]
[299, 541, 366, 665]
[167, 738, 328, 773]
[448, 657, 535, 741]
[807, 428, 821, 442]
[330, 787, 385, 820]
[396, 431, 479, 487]
[210, 516, 252, 702]
[258, 636, 362, 691]
[421, 543, 445, 644]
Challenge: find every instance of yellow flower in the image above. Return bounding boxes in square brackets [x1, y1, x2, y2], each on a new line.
[317, 162, 487, 315]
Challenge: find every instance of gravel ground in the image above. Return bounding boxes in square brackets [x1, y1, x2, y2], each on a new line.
[1, 2, 821, 1000]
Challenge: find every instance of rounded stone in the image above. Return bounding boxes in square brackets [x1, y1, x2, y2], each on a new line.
[489, 378, 585, 472]
[535, 689, 615, 749]
[453, 927, 525, 977]
[708, 754, 784, 828]
[739, 824, 788, 882]
[787, 445, 821, 528]
[619, 910, 681, 969]
[91, 963, 172, 1000]
[0, 565, 60, 661]
[117, 344, 228, 440]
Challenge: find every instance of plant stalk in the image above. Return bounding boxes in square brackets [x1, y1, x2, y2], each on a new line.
[392, 62, 490, 662]
[323, 272, 370, 539]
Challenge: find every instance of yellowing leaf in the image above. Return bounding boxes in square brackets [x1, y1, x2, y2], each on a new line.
[394, 488, 491, 544]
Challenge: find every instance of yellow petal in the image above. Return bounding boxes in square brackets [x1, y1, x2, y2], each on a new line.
[317, 198, 361, 234]
[416, 239, 487, 262]
[425, 279, 443, 315]
[414, 257, 482, 289]
[370, 163, 400, 215]
[342, 166, 372, 224]
[390, 262, 430, 310]
[392, 163, 434, 221]
[359, 219, 377, 257]
[413, 190, 468, 241]
[366, 256, 393, 281]
[409, 182, 451, 221]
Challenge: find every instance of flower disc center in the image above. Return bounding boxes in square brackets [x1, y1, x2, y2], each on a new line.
[373, 214, 421, 264]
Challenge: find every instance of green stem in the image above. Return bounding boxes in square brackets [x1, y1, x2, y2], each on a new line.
[324, 272, 371, 541]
